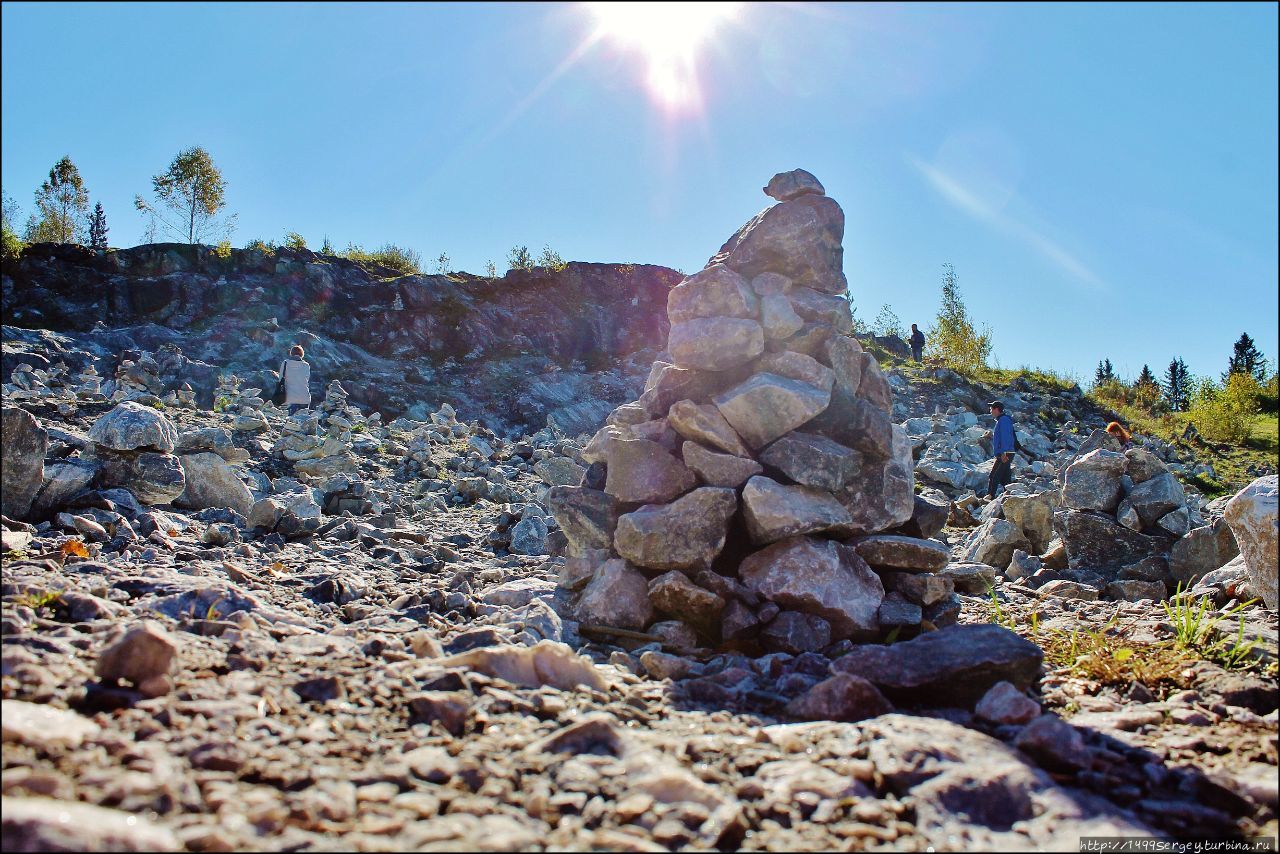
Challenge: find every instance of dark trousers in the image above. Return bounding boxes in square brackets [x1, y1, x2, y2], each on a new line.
[911, 345, 923, 362]
[987, 454, 1013, 498]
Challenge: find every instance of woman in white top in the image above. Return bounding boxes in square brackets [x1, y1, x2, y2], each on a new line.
[280, 344, 312, 415]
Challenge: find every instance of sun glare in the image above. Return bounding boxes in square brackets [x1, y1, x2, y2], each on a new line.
[584, 2, 741, 112]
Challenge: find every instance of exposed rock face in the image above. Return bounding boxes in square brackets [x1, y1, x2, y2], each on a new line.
[1, 406, 47, 520]
[548, 170, 913, 645]
[1223, 476, 1278, 609]
[1061, 449, 1126, 512]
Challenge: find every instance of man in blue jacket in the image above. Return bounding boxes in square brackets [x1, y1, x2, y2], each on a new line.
[986, 400, 1016, 499]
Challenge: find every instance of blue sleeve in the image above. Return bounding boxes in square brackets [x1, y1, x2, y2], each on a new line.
[994, 416, 1015, 455]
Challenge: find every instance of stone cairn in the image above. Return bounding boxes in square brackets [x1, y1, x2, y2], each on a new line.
[549, 170, 956, 655]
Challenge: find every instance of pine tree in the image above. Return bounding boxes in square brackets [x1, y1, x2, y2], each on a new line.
[1136, 364, 1157, 389]
[88, 202, 109, 250]
[1094, 359, 1115, 387]
[1164, 358, 1191, 412]
[26, 156, 90, 243]
[1224, 332, 1266, 383]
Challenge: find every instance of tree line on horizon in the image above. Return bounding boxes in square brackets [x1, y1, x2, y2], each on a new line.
[1, 151, 567, 280]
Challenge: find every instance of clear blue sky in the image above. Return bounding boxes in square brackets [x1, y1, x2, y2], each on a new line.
[3, 2, 1276, 385]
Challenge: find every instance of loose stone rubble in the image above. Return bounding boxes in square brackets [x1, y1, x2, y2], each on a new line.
[1, 170, 1276, 850]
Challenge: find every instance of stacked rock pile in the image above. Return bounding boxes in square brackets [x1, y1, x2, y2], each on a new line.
[549, 170, 954, 654]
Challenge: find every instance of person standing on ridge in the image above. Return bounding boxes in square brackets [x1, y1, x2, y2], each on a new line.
[909, 323, 926, 362]
[986, 400, 1016, 499]
[280, 344, 312, 416]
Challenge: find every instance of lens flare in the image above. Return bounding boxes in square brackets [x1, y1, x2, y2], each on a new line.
[584, 2, 741, 112]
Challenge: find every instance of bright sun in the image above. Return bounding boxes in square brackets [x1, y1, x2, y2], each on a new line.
[584, 2, 742, 111]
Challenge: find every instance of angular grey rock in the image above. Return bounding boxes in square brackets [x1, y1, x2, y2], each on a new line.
[175, 452, 254, 516]
[667, 400, 751, 457]
[763, 168, 825, 201]
[1061, 449, 1127, 513]
[1104, 579, 1167, 602]
[1000, 489, 1057, 555]
[96, 620, 177, 687]
[1055, 510, 1166, 570]
[30, 459, 97, 518]
[785, 672, 893, 722]
[739, 536, 884, 639]
[1, 796, 182, 852]
[604, 438, 697, 504]
[575, 559, 653, 630]
[856, 353, 893, 413]
[648, 620, 700, 652]
[510, 515, 549, 555]
[647, 570, 725, 625]
[741, 476, 852, 544]
[681, 441, 763, 488]
[1156, 507, 1191, 538]
[806, 388, 891, 459]
[752, 350, 835, 393]
[88, 400, 178, 452]
[1127, 472, 1185, 528]
[712, 372, 830, 450]
[851, 534, 951, 573]
[823, 335, 864, 399]
[974, 681, 1041, 725]
[830, 623, 1043, 707]
[667, 317, 765, 372]
[97, 450, 186, 505]
[546, 486, 620, 556]
[1169, 520, 1240, 586]
[878, 594, 923, 629]
[721, 599, 761, 641]
[247, 497, 285, 531]
[1, 406, 47, 521]
[614, 487, 737, 570]
[761, 611, 832, 654]
[1124, 447, 1168, 483]
[750, 271, 792, 295]
[897, 493, 950, 541]
[708, 193, 847, 294]
[667, 264, 759, 324]
[959, 518, 1032, 571]
[759, 293, 804, 340]
[533, 457, 586, 487]
[940, 562, 999, 595]
[638, 362, 748, 419]
[1223, 476, 1278, 609]
[760, 431, 861, 492]
[787, 287, 853, 334]
[1015, 714, 1091, 772]
[881, 571, 954, 607]
[834, 424, 915, 537]
[1037, 579, 1100, 601]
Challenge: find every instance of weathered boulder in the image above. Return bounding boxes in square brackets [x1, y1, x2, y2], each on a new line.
[760, 431, 861, 492]
[96, 620, 177, 688]
[681, 441, 762, 488]
[1124, 447, 1168, 483]
[823, 335, 864, 399]
[667, 400, 751, 457]
[739, 536, 884, 639]
[940, 562, 999, 595]
[30, 459, 98, 518]
[175, 452, 254, 516]
[1000, 488, 1057, 555]
[759, 293, 804, 340]
[1126, 472, 1185, 528]
[613, 487, 737, 570]
[834, 425, 915, 536]
[88, 400, 178, 453]
[830, 624, 1043, 707]
[1061, 449, 1127, 513]
[1223, 476, 1278, 609]
[959, 518, 1031, 571]
[708, 193, 847, 294]
[575, 560, 653, 630]
[667, 317, 765, 371]
[97, 450, 186, 506]
[533, 457, 585, 487]
[741, 476, 852, 544]
[546, 486, 620, 556]
[761, 611, 832, 654]
[1055, 510, 1167, 570]
[647, 571, 725, 625]
[785, 672, 892, 722]
[763, 168, 825, 201]
[752, 350, 835, 393]
[603, 438, 697, 504]
[1, 406, 48, 520]
[851, 535, 950, 574]
[712, 373, 830, 450]
[666, 264, 759, 324]
[1168, 520, 1239, 586]
[896, 493, 950, 541]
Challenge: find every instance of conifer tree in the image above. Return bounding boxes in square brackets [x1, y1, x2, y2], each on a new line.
[1164, 358, 1191, 412]
[1094, 359, 1115, 387]
[26, 156, 90, 243]
[1224, 332, 1266, 383]
[1136, 364, 1157, 389]
[88, 202, 109, 250]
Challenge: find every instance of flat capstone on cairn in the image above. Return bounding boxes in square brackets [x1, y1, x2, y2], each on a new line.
[549, 170, 961, 657]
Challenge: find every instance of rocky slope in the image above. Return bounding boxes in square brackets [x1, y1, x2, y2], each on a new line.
[3, 243, 682, 436]
[2, 172, 1277, 851]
